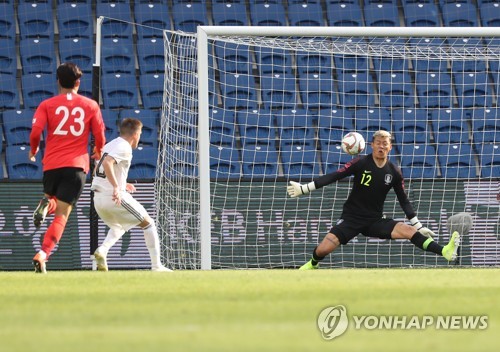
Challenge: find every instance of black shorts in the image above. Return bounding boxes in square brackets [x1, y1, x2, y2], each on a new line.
[329, 214, 398, 245]
[42, 167, 86, 206]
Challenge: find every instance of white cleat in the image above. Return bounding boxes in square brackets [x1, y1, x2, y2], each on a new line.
[94, 248, 108, 271]
[151, 265, 173, 272]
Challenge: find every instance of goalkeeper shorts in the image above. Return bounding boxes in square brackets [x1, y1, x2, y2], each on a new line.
[329, 215, 397, 245]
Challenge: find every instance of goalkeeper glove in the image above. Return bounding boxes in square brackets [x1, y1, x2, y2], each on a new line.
[287, 181, 316, 198]
[410, 216, 436, 238]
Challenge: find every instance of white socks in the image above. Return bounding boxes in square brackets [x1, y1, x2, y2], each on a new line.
[98, 228, 126, 255]
[143, 223, 162, 268]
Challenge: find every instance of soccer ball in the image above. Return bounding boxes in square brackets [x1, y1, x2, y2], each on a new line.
[341, 132, 366, 155]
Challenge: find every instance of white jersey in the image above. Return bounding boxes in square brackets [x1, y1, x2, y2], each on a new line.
[91, 137, 132, 194]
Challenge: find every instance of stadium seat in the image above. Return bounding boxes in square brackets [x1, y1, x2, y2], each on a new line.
[477, 144, 500, 178]
[120, 109, 159, 147]
[212, 2, 249, 26]
[333, 38, 370, 72]
[2, 109, 33, 146]
[21, 73, 58, 110]
[215, 42, 253, 74]
[168, 110, 197, 147]
[134, 2, 171, 39]
[139, 73, 164, 110]
[287, 3, 325, 26]
[177, 72, 217, 109]
[171, 3, 208, 32]
[317, 107, 355, 150]
[210, 145, 240, 179]
[377, 72, 415, 108]
[479, 3, 500, 27]
[321, 144, 357, 174]
[128, 146, 158, 180]
[136, 38, 165, 74]
[276, 110, 315, 148]
[471, 108, 500, 144]
[353, 108, 392, 142]
[326, 3, 363, 26]
[101, 73, 139, 109]
[17, 2, 54, 39]
[0, 4, 16, 41]
[298, 73, 338, 109]
[165, 144, 198, 179]
[241, 145, 279, 178]
[210, 109, 236, 147]
[76, 76, 93, 99]
[0, 38, 17, 76]
[249, 3, 287, 26]
[392, 109, 430, 145]
[19, 39, 57, 75]
[254, 47, 293, 75]
[453, 71, 493, 108]
[280, 145, 320, 180]
[100, 109, 120, 142]
[415, 71, 453, 108]
[437, 143, 477, 178]
[399, 145, 438, 179]
[221, 73, 258, 110]
[57, 2, 93, 39]
[0, 74, 20, 109]
[337, 71, 376, 108]
[101, 38, 135, 74]
[59, 38, 94, 74]
[96, 2, 134, 39]
[409, 38, 447, 72]
[403, 3, 440, 27]
[237, 109, 276, 147]
[296, 52, 333, 76]
[6, 145, 43, 180]
[430, 110, 471, 143]
[364, 3, 400, 26]
[260, 73, 298, 110]
[371, 38, 408, 72]
[441, 3, 478, 27]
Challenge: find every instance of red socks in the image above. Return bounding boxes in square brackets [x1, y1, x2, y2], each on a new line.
[41, 216, 67, 256]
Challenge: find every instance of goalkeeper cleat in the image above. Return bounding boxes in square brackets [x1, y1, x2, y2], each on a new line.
[33, 197, 50, 229]
[151, 265, 173, 272]
[442, 231, 461, 261]
[94, 247, 108, 271]
[33, 252, 47, 274]
[299, 260, 319, 270]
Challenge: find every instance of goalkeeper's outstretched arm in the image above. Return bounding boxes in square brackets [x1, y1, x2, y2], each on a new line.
[287, 181, 316, 198]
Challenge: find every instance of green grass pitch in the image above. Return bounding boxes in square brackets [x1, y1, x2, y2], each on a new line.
[0, 268, 498, 352]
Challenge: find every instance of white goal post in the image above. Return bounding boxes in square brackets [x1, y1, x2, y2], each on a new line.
[157, 26, 500, 270]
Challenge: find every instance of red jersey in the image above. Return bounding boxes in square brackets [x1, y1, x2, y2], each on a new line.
[30, 92, 106, 173]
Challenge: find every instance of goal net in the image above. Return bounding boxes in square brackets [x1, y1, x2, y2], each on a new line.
[156, 27, 500, 270]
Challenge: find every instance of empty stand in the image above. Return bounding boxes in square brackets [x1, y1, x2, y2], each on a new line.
[59, 38, 94, 74]
[57, 2, 93, 39]
[134, 2, 171, 39]
[6, 145, 43, 180]
[20, 38, 57, 75]
[21, 73, 58, 110]
[101, 73, 139, 109]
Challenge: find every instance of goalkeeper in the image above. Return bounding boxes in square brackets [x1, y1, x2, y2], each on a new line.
[287, 130, 461, 270]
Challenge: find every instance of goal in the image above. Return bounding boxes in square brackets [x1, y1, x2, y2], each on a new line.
[156, 26, 500, 270]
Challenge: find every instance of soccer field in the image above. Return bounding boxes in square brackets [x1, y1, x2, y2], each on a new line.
[0, 268, 498, 352]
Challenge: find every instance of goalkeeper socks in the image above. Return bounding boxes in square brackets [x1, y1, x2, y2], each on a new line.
[100, 228, 126, 254]
[311, 246, 325, 266]
[143, 223, 161, 268]
[410, 232, 443, 255]
[41, 216, 67, 256]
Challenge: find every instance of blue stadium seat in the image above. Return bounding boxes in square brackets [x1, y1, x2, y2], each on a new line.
[0, 4, 16, 41]
[451, 59, 487, 73]
[317, 107, 355, 150]
[76, 76, 93, 99]
[326, 3, 363, 26]
[128, 146, 158, 180]
[96, 2, 134, 39]
[377, 72, 415, 108]
[57, 2, 93, 39]
[441, 3, 478, 27]
[139, 73, 164, 110]
[210, 109, 236, 147]
[254, 47, 293, 75]
[471, 108, 500, 144]
[337, 71, 375, 108]
[430, 109, 471, 143]
[276, 109, 315, 148]
[415, 71, 453, 108]
[212, 2, 249, 26]
[409, 38, 447, 72]
[136, 38, 165, 74]
[364, 3, 400, 26]
[17, 2, 54, 39]
[477, 144, 500, 178]
[134, 2, 171, 39]
[0, 39, 16, 76]
[221, 73, 258, 110]
[298, 73, 338, 109]
[321, 144, 357, 174]
[168, 112, 197, 147]
[237, 109, 276, 147]
[371, 38, 408, 72]
[392, 109, 430, 146]
[403, 3, 440, 27]
[6, 145, 43, 180]
[215, 42, 252, 74]
[437, 143, 477, 178]
[479, 3, 500, 27]
[249, 3, 287, 26]
[260, 74, 298, 110]
[59, 38, 94, 74]
[333, 38, 369, 72]
[101, 73, 139, 109]
[20, 39, 57, 75]
[165, 144, 198, 179]
[0, 74, 20, 109]
[399, 145, 438, 179]
[99, 109, 119, 141]
[280, 145, 320, 180]
[353, 108, 392, 142]
[171, 3, 208, 32]
[120, 109, 159, 147]
[210, 145, 240, 179]
[296, 52, 333, 76]
[287, 3, 325, 26]
[101, 38, 135, 74]
[21, 73, 58, 110]
[2, 109, 33, 146]
[453, 71, 493, 108]
[241, 145, 279, 178]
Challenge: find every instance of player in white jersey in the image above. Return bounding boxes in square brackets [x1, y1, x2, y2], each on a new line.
[91, 118, 172, 272]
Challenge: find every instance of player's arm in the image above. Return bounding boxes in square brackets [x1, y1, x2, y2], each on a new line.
[91, 107, 106, 160]
[29, 103, 47, 161]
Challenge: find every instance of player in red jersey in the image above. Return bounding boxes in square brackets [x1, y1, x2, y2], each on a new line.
[29, 63, 106, 273]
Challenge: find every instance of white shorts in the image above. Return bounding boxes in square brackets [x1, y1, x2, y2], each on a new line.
[93, 191, 149, 232]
